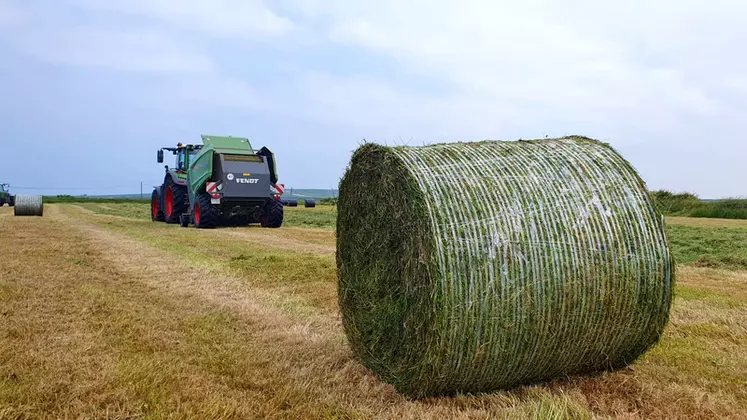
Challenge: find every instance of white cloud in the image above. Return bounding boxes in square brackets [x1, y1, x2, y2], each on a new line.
[18, 27, 214, 72]
[301, 72, 524, 131]
[70, 0, 294, 38]
[134, 74, 261, 112]
[290, 0, 744, 143]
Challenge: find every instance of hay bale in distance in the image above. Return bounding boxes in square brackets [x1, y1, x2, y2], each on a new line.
[336, 136, 674, 398]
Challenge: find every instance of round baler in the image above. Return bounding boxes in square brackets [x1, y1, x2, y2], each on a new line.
[152, 135, 284, 229]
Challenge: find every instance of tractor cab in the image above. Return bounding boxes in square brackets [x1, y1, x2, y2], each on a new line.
[157, 143, 203, 173]
[0, 183, 14, 207]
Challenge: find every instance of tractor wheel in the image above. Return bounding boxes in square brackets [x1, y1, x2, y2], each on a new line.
[194, 193, 219, 229]
[9, 196, 14, 207]
[261, 198, 284, 228]
[0, 202, 4, 207]
[151, 190, 165, 222]
[164, 177, 187, 224]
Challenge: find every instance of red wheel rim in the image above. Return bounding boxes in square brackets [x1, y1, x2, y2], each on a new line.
[165, 186, 173, 217]
[194, 202, 201, 226]
[152, 198, 158, 217]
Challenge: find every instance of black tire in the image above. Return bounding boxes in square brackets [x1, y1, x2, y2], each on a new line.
[151, 190, 165, 222]
[9, 196, 14, 207]
[194, 193, 219, 229]
[261, 198, 284, 228]
[0, 202, 4, 207]
[179, 213, 190, 227]
[164, 177, 187, 224]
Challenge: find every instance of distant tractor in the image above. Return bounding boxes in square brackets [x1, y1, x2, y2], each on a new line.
[152, 135, 284, 229]
[0, 184, 15, 207]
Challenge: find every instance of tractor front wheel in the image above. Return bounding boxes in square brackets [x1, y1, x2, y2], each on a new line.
[151, 190, 165, 222]
[194, 193, 219, 229]
[164, 177, 187, 224]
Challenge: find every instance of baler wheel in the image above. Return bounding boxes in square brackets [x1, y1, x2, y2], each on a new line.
[194, 193, 219, 229]
[261, 198, 284, 228]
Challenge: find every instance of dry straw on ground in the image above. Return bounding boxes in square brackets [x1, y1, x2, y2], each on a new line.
[336, 136, 675, 398]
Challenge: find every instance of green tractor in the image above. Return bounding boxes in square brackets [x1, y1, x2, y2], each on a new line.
[0, 184, 15, 207]
[151, 135, 285, 229]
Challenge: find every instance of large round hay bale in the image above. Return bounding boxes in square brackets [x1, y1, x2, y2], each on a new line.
[336, 136, 674, 398]
[13, 195, 44, 217]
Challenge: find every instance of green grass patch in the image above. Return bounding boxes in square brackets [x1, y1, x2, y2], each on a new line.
[665, 223, 747, 270]
[674, 285, 745, 309]
[77, 202, 338, 228]
[644, 328, 747, 389]
[79, 203, 151, 220]
[282, 206, 336, 229]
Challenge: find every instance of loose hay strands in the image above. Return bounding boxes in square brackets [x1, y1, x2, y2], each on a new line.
[336, 136, 675, 399]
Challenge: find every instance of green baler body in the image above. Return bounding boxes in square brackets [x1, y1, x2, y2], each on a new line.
[188, 135, 257, 194]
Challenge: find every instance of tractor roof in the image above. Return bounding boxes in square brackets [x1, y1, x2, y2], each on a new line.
[200, 135, 253, 151]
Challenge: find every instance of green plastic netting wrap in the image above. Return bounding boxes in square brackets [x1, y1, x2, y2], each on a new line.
[335, 136, 674, 398]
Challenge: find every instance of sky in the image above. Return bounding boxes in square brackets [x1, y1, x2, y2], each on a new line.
[0, 0, 745, 198]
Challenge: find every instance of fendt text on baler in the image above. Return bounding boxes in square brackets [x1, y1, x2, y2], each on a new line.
[151, 135, 284, 229]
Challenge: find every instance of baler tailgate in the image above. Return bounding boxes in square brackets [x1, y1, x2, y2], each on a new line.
[219, 154, 272, 199]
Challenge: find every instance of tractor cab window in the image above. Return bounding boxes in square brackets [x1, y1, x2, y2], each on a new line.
[175, 149, 198, 171]
[176, 150, 187, 171]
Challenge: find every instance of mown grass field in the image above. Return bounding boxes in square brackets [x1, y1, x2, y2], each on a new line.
[0, 203, 745, 419]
